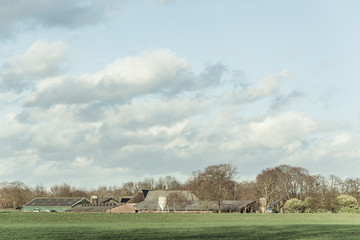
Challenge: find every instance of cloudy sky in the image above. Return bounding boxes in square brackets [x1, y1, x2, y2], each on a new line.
[1, 0, 359, 188]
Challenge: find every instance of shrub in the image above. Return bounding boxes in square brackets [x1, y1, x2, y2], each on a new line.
[303, 196, 318, 212]
[317, 208, 329, 213]
[284, 198, 303, 213]
[335, 194, 358, 212]
[338, 207, 360, 213]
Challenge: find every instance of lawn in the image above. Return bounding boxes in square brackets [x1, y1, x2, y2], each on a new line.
[1, 212, 360, 239]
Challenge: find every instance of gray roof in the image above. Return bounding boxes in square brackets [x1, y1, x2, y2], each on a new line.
[70, 204, 118, 212]
[24, 197, 89, 207]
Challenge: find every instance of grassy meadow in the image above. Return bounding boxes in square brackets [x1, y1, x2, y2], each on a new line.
[1, 212, 360, 239]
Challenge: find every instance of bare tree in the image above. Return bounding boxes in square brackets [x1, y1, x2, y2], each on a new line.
[187, 164, 237, 212]
[120, 181, 139, 196]
[255, 168, 279, 210]
[33, 184, 48, 197]
[0, 181, 33, 209]
[138, 177, 156, 190]
[156, 176, 182, 190]
[166, 192, 189, 212]
[235, 181, 257, 200]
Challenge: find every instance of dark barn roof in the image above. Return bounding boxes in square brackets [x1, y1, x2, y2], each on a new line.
[98, 198, 119, 204]
[119, 197, 132, 203]
[24, 197, 89, 207]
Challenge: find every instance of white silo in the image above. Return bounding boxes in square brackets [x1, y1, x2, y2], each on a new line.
[158, 196, 167, 212]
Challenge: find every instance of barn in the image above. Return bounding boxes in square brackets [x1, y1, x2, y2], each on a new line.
[69, 196, 120, 212]
[23, 197, 90, 212]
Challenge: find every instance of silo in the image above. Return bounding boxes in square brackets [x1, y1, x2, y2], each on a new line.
[91, 196, 98, 205]
[158, 196, 167, 211]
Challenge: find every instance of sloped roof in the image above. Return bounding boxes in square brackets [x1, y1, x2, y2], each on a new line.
[70, 204, 117, 212]
[107, 204, 136, 213]
[119, 196, 132, 203]
[98, 198, 119, 203]
[24, 197, 89, 207]
[143, 190, 198, 202]
[127, 192, 145, 204]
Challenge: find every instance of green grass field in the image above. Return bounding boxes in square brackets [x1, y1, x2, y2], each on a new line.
[1, 212, 360, 239]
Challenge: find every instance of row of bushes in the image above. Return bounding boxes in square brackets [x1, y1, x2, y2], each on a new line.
[284, 194, 359, 213]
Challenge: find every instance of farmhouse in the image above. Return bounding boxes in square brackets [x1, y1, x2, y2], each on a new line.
[23, 197, 90, 212]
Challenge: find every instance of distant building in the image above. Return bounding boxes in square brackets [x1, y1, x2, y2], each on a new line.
[110, 190, 256, 213]
[23, 197, 90, 212]
[70, 196, 120, 212]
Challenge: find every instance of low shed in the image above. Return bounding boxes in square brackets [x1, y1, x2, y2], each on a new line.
[70, 203, 118, 212]
[23, 197, 90, 212]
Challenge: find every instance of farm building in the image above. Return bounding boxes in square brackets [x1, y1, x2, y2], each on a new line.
[134, 190, 198, 211]
[106, 204, 137, 213]
[23, 197, 90, 212]
[127, 190, 256, 213]
[70, 203, 118, 212]
[179, 200, 257, 213]
[135, 199, 256, 213]
[69, 196, 120, 212]
[119, 196, 132, 204]
[88, 196, 119, 205]
[126, 189, 150, 206]
[99, 197, 119, 204]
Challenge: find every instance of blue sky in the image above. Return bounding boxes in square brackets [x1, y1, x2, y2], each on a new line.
[0, 0, 359, 187]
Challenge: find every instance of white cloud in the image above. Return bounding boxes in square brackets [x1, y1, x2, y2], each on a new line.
[1, 40, 69, 91]
[237, 69, 292, 102]
[0, 113, 25, 138]
[71, 156, 94, 167]
[246, 111, 317, 148]
[278, 133, 360, 177]
[26, 49, 192, 106]
[25, 49, 226, 108]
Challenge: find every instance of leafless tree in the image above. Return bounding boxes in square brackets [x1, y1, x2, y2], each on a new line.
[166, 192, 189, 212]
[0, 181, 33, 209]
[187, 164, 237, 212]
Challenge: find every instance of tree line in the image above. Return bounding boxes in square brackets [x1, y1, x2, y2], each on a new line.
[1, 164, 360, 213]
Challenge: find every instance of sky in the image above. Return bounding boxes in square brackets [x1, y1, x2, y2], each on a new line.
[0, 0, 360, 188]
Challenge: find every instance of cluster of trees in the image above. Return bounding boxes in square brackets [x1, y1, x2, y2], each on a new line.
[253, 165, 360, 213]
[1, 164, 360, 213]
[284, 194, 360, 213]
